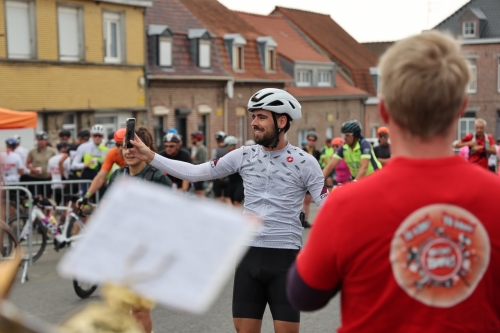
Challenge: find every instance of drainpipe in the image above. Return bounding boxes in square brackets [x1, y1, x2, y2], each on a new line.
[142, 7, 150, 130]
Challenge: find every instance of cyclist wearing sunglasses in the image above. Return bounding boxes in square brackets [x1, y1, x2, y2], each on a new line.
[71, 124, 109, 196]
[322, 120, 381, 180]
[80, 128, 126, 202]
[373, 127, 391, 165]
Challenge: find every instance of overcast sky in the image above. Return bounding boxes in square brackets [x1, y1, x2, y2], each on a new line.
[218, 0, 469, 42]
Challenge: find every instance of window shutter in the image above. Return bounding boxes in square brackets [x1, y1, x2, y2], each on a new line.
[159, 39, 172, 67]
[58, 7, 80, 60]
[199, 42, 210, 68]
[6, 1, 31, 58]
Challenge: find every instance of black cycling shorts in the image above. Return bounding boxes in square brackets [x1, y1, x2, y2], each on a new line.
[225, 182, 244, 203]
[233, 247, 300, 322]
[193, 181, 204, 191]
[213, 178, 227, 197]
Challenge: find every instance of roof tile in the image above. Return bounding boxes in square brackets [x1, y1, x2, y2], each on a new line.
[274, 6, 378, 95]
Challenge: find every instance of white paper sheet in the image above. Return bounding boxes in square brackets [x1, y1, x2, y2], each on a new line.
[57, 177, 258, 314]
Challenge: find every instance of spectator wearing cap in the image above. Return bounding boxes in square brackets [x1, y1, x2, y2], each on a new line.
[47, 141, 71, 205]
[160, 133, 192, 192]
[58, 129, 74, 144]
[12, 135, 29, 175]
[0, 138, 24, 184]
[374, 127, 391, 165]
[24, 131, 57, 197]
[190, 131, 208, 197]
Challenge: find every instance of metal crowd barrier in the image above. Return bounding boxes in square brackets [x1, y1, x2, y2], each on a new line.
[1, 179, 101, 283]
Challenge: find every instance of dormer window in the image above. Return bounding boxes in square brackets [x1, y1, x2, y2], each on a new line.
[188, 29, 211, 69]
[296, 69, 312, 87]
[148, 25, 173, 67]
[463, 21, 476, 38]
[318, 70, 332, 87]
[224, 33, 247, 71]
[257, 36, 278, 72]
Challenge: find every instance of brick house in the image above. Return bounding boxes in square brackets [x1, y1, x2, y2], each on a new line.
[238, 12, 369, 147]
[434, 0, 500, 141]
[271, 7, 380, 138]
[0, 0, 152, 144]
[145, 0, 232, 151]
[170, 0, 292, 150]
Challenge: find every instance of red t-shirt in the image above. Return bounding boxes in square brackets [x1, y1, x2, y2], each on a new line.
[298, 156, 500, 333]
[461, 133, 494, 169]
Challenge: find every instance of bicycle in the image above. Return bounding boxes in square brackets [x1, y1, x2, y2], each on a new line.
[7, 197, 92, 262]
[0, 219, 18, 260]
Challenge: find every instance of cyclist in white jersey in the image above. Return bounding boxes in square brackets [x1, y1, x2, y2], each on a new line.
[130, 88, 328, 333]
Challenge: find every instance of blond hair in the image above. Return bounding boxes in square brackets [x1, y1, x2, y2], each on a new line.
[379, 30, 470, 139]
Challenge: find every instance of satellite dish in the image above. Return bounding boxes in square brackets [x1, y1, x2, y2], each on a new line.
[226, 81, 234, 99]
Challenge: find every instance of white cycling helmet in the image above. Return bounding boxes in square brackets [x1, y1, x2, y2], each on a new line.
[245, 139, 256, 146]
[224, 136, 238, 146]
[91, 124, 105, 136]
[247, 88, 302, 120]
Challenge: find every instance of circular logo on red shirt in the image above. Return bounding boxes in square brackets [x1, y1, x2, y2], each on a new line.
[286, 156, 293, 163]
[390, 204, 490, 308]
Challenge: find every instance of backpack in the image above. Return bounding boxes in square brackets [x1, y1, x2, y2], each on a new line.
[123, 166, 158, 182]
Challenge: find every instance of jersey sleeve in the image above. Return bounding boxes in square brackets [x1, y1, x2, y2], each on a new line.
[302, 156, 328, 206]
[71, 145, 85, 170]
[333, 146, 344, 159]
[488, 135, 495, 147]
[150, 148, 240, 182]
[101, 149, 116, 172]
[360, 140, 372, 159]
[295, 191, 343, 291]
[461, 133, 473, 142]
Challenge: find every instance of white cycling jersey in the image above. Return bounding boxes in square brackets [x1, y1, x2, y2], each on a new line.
[151, 142, 327, 249]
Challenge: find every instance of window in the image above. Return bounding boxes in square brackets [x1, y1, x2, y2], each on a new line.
[265, 48, 276, 71]
[297, 69, 312, 87]
[103, 12, 123, 63]
[199, 40, 211, 68]
[463, 21, 476, 38]
[58, 6, 83, 61]
[318, 71, 332, 87]
[5, 0, 36, 59]
[326, 126, 333, 140]
[467, 59, 477, 93]
[62, 113, 77, 139]
[233, 45, 244, 71]
[458, 112, 475, 140]
[159, 37, 172, 67]
[297, 129, 314, 147]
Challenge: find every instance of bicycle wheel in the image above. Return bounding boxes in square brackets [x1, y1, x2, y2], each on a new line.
[65, 216, 79, 246]
[8, 214, 47, 263]
[73, 279, 98, 299]
[0, 220, 17, 259]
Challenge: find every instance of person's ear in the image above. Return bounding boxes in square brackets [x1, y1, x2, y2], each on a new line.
[379, 97, 389, 124]
[278, 115, 287, 130]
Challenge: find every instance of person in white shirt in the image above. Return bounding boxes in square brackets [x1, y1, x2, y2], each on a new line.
[0, 138, 24, 184]
[48, 141, 71, 205]
[13, 134, 29, 175]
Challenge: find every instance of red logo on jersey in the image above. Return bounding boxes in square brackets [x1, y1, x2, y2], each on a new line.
[210, 158, 220, 168]
[390, 204, 490, 308]
[320, 185, 329, 199]
[286, 156, 293, 163]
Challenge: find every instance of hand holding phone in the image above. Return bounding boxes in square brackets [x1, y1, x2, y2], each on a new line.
[125, 118, 136, 148]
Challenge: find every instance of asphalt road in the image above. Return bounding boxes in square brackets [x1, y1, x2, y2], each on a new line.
[8, 204, 341, 333]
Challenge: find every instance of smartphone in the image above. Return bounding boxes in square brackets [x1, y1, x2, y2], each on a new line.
[125, 118, 136, 148]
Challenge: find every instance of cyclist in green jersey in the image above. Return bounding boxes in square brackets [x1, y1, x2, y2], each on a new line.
[322, 120, 382, 180]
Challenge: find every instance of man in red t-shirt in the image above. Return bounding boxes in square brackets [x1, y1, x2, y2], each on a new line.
[287, 31, 500, 333]
[454, 118, 496, 170]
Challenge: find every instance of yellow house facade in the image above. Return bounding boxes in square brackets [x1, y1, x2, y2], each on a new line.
[0, 0, 151, 142]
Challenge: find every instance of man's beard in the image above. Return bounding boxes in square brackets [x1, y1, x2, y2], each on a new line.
[254, 127, 276, 147]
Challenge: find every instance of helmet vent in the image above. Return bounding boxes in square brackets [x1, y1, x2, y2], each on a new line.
[252, 102, 264, 108]
[288, 101, 296, 109]
[267, 100, 284, 106]
[252, 92, 274, 102]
